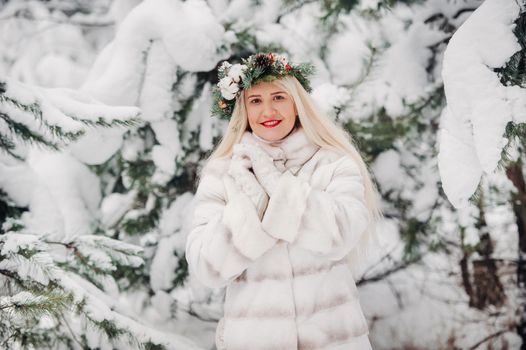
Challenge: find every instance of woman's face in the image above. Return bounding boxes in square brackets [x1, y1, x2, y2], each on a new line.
[244, 81, 298, 142]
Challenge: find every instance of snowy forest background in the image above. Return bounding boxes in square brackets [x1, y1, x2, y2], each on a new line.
[0, 0, 524, 349]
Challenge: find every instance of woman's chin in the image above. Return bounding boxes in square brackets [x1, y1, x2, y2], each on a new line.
[253, 125, 294, 142]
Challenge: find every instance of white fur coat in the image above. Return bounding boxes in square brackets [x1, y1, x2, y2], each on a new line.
[185, 127, 372, 350]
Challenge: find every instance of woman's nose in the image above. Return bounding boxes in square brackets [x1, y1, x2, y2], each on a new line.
[262, 100, 277, 118]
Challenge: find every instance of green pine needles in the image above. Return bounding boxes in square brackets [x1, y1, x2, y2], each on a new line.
[0, 79, 141, 160]
[495, 7, 526, 88]
[0, 77, 161, 349]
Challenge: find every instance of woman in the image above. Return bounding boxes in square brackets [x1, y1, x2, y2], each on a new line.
[185, 53, 381, 350]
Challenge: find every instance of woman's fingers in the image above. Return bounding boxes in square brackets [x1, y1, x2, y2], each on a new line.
[233, 146, 256, 169]
[231, 154, 252, 170]
[232, 144, 251, 159]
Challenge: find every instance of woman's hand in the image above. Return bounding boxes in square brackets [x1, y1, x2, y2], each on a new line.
[232, 143, 281, 196]
[227, 152, 268, 218]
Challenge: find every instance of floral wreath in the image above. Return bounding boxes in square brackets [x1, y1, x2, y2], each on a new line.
[211, 52, 315, 120]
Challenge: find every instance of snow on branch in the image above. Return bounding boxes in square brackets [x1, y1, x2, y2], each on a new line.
[0, 291, 72, 319]
[438, 0, 526, 208]
[81, 0, 228, 106]
[0, 2, 115, 27]
[0, 230, 200, 348]
[0, 78, 141, 158]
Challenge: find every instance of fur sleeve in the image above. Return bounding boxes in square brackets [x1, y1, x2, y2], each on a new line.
[185, 167, 277, 289]
[260, 155, 369, 261]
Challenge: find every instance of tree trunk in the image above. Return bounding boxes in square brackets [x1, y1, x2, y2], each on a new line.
[506, 162, 526, 348]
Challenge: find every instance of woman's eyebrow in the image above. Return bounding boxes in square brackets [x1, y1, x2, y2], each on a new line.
[247, 91, 286, 98]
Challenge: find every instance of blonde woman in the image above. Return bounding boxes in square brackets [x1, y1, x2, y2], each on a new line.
[185, 52, 382, 350]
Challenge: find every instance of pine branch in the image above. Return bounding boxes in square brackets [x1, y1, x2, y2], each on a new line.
[0, 111, 63, 151]
[0, 94, 84, 141]
[67, 115, 142, 129]
[47, 235, 144, 291]
[0, 79, 141, 159]
[467, 328, 512, 350]
[0, 12, 115, 27]
[0, 291, 72, 319]
[58, 313, 84, 349]
[0, 230, 164, 348]
[495, 6, 526, 87]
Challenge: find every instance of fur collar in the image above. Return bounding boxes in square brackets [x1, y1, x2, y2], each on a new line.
[240, 126, 320, 174]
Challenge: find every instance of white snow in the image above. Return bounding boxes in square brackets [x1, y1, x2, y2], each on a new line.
[82, 0, 227, 105]
[0, 159, 36, 206]
[138, 41, 178, 123]
[67, 127, 128, 165]
[439, 0, 526, 208]
[150, 120, 181, 155]
[326, 19, 373, 86]
[24, 150, 102, 239]
[100, 191, 138, 228]
[371, 150, 404, 192]
[0, 232, 42, 255]
[311, 82, 351, 121]
[149, 234, 179, 292]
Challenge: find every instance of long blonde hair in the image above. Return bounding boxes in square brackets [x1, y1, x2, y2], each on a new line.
[207, 76, 382, 277]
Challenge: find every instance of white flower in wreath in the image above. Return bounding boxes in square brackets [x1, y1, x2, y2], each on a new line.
[274, 53, 285, 63]
[218, 77, 239, 100]
[227, 63, 247, 83]
[219, 61, 232, 73]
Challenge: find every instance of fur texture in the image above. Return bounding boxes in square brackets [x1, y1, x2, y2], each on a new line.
[186, 127, 372, 349]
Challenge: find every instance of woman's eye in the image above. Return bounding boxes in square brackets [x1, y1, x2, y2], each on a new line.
[250, 99, 261, 104]
[274, 95, 285, 100]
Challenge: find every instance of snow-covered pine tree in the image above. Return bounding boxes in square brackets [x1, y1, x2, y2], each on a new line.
[59, 0, 234, 345]
[0, 77, 201, 348]
[2, 1, 227, 347]
[316, 0, 523, 347]
[2, 0, 524, 348]
[440, 0, 526, 345]
[499, 8, 526, 344]
[127, 0, 519, 347]
[74, 0, 524, 347]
